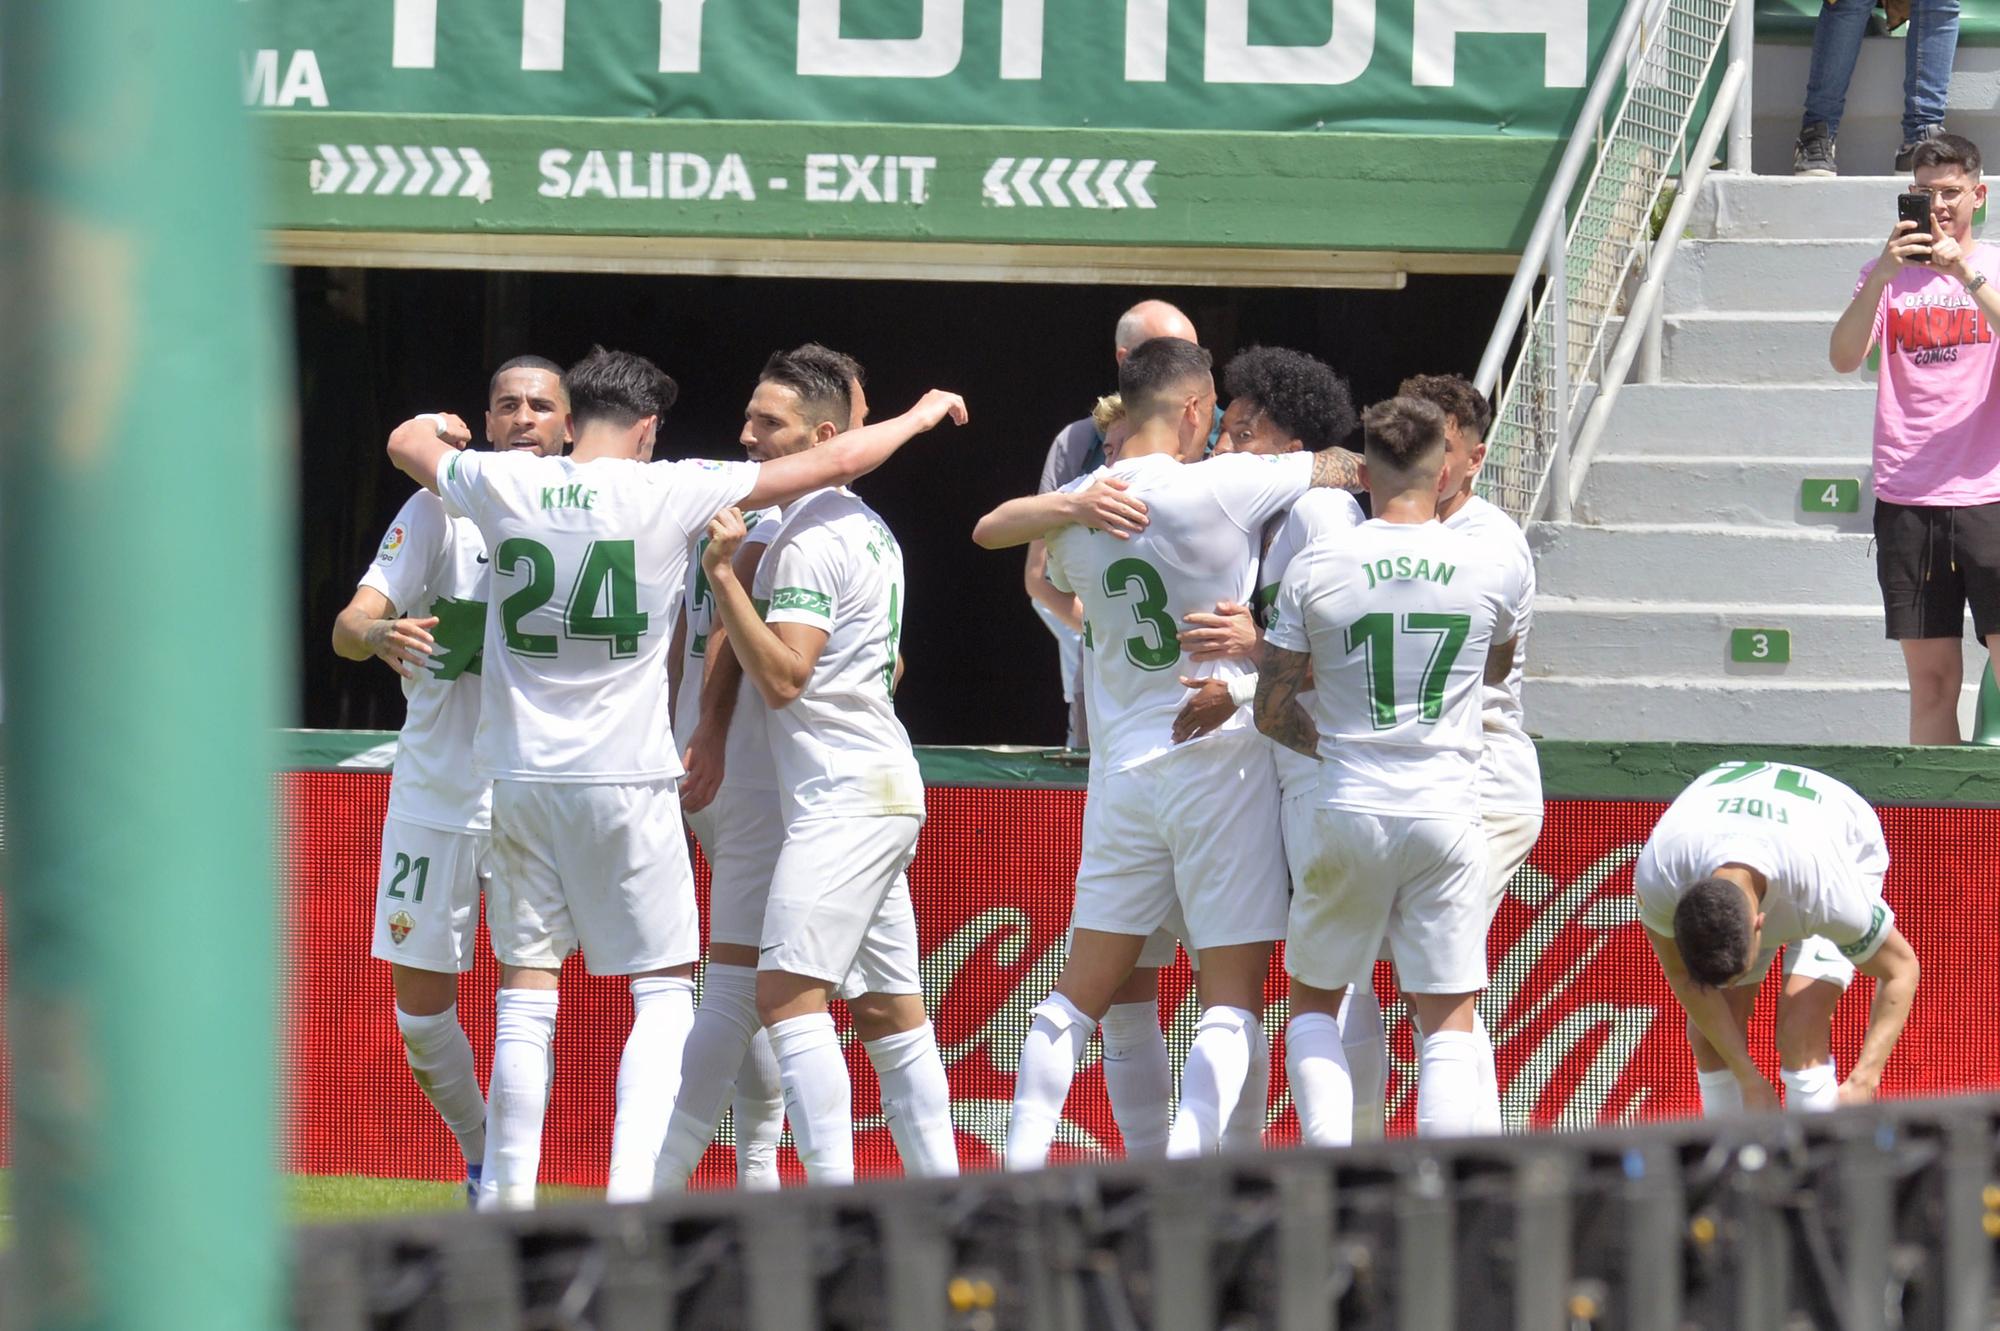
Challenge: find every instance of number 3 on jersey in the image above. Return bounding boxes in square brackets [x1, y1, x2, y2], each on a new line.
[496, 538, 649, 659]
[1102, 557, 1179, 671]
[1345, 612, 1471, 728]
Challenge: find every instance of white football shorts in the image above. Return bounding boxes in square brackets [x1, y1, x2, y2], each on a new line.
[759, 813, 925, 997]
[1069, 731, 1289, 953]
[370, 816, 488, 973]
[685, 786, 787, 950]
[1481, 807, 1544, 920]
[1284, 805, 1490, 995]
[488, 778, 700, 975]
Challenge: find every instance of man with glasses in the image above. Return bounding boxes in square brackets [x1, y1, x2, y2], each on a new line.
[1830, 133, 2000, 743]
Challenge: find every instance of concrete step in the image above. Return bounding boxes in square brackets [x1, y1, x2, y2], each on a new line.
[1661, 311, 1861, 384]
[1748, 40, 2000, 181]
[1526, 598, 1952, 683]
[1575, 455, 1873, 531]
[1691, 173, 1913, 242]
[1527, 521, 1878, 603]
[1523, 675, 1971, 744]
[1599, 384, 1877, 456]
[1663, 238, 1879, 315]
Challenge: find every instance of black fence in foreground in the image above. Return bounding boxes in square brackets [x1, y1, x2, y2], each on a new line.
[293, 1096, 2000, 1331]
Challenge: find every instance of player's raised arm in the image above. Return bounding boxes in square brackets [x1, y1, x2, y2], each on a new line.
[737, 390, 966, 512]
[1644, 926, 1779, 1111]
[386, 412, 474, 492]
[973, 476, 1150, 549]
[1839, 927, 1919, 1104]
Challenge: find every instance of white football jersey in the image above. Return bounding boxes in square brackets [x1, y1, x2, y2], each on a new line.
[437, 449, 757, 782]
[358, 488, 492, 832]
[1442, 495, 1541, 815]
[752, 487, 923, 821]
[1256, 487, 1366, 800]
[1045, 450, 1312, 775]
[673, 507, 782, 793]
[1267, 518, 1526, 817]
[1632, 762, 1894, 963]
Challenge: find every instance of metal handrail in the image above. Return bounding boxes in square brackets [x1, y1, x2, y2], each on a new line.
[1473, 0, 1747, 525]
[1557, 58, 1749, 517]
[1471, 0, 1657, 400]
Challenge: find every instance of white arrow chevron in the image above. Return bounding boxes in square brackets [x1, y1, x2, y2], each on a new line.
[311, 144, 349, 195]
[1124, 159, 1156, 209]
[1010, 157, 1043, 208]
[460, 149, 491, 202]
[430, 146, 463, 197]
[982, 158, 1015, 207]
[344, 145, 378, 195]
[373, 145, 407, 195]
[1038, 157, 1072, 208]
[1098, 160, 1129, 208]
[1068, 159, 1100, 209]
[401, 146, 434, 196]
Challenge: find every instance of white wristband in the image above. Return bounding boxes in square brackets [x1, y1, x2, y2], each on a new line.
[1227, 673, 1258, 708]
[416, 412, 449, 437]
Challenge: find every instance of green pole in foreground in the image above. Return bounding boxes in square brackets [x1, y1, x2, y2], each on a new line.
[2, 0, 287, 1327]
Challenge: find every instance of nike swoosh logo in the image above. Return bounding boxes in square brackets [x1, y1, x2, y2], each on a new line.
[475, 554, 489, 564]
[759, 944, 780, 954]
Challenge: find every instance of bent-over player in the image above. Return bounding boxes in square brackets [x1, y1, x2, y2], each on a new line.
[1635, 761, 1920, 1113]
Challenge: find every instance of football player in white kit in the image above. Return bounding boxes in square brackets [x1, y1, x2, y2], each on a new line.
[387, 347, 966, 1209]
[655, 344, 878, 1191]
[1634, 761, 1920, 1113]
[331, 356, 568, 1201]
[1257, 396, 1528, 1143]
[975, 337, 1361, 1165]
[698, 386, 967, 1185]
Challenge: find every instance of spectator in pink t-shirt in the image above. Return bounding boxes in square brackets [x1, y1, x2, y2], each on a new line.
[1831, 132, 2000, 743]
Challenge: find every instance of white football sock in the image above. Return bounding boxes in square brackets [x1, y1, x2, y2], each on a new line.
[1005, 992, 1093, 1170]
[1285, 1012, 1354, 1148]
[733, 1030, 785, 1191]
[865, 1022, 960, 1178]
[481, 989, 557, 1211]
[1470, 1010, 1504, 1135]
[605, 975, 696, 1202]
[1166, 1005, 1255, 1158]
[1416, 1029, 1482, 1138]
[1337, 986, 1387, 1141]
[654, 964, 761, 1192]
[1099, 1000, 1172, 1159]
[1697, 1067, 1745, 1117]
[395, 1003, 487, 1170]
[768, 1012, 854, 1184]
[1220, 1011, 1270, 1151]
[1780, 1061, 1839, 1112]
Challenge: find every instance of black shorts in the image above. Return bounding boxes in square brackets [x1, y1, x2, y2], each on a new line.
[1873, 497, 2000, 639]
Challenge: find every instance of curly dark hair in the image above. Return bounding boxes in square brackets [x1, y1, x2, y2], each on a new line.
[1397, 373, 1493, 441]
[563, 346, 678, 431]
[1672, 876, 1756, 988]
[1222, 346, 1357, 451]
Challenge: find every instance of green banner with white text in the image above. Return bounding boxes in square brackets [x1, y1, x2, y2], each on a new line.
[249, 0, 1622, 250]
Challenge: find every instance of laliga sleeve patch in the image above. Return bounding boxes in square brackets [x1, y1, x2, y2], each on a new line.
[376, 524, 408, 565]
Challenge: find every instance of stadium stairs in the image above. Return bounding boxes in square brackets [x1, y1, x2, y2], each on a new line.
[1527, 21, 2000, 743]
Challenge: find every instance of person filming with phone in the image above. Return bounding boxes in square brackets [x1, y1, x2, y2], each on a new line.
[1831, 132, 2000, 744]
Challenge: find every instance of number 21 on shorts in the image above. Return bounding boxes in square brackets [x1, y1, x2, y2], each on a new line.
[384, 852, 430, 902]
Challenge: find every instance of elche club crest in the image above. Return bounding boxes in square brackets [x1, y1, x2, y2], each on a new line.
[388, 911, 415, 946]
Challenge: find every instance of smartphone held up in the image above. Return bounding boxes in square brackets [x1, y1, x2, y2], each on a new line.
[1898, 190, 1934, 262]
